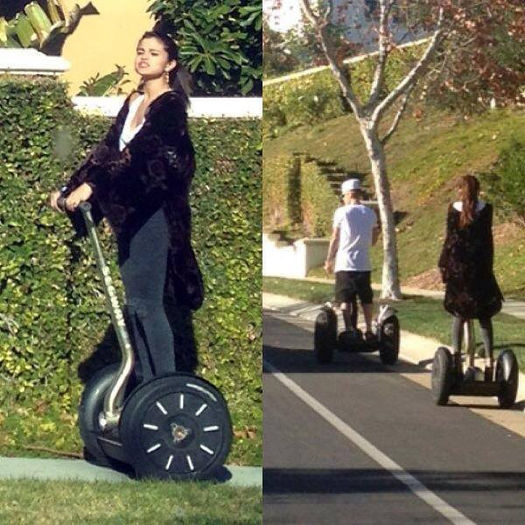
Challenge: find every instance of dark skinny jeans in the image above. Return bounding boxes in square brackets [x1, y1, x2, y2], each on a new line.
[118, 208, 175, 381]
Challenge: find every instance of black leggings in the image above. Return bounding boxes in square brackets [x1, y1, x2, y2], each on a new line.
[452, 315, 493, 356]
[118, 208, 175, 381]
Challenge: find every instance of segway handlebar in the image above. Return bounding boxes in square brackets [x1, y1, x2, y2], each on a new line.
[56, 193, 134, 429]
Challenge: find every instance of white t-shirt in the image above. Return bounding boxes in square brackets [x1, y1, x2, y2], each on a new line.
[333, 204, 377, 272]
[119, 94, 145, 152]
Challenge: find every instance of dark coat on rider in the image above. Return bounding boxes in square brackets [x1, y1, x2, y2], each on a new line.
[63, 90, 204, 311]
[438, 202, 503, 319]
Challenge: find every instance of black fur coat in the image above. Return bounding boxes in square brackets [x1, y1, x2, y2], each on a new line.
[438, 202, 503, 319]
[64, 90, 204, 311]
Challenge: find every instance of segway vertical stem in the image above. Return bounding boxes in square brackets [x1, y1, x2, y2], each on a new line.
[464, 320, 476, 368]
[78, 202, 135, 429]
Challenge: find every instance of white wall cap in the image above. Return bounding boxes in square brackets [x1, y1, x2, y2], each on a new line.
[72, 95, 262, 119]
[0, 48, 70, 75]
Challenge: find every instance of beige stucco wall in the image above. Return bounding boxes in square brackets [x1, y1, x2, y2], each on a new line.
[60, 0, 154, 95]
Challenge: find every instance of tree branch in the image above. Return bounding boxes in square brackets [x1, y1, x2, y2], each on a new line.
[299, 0, 364, 118]
[323, 0, 334, 22]
[368, 0, 395, 108]
[299, 0, 320, 25]
[371, 7, 445, 124]
[380, 83, 414, 145]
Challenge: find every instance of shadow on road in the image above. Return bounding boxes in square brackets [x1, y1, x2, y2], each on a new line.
[263, 467, 525, 495]
[264, 344, 423, 375]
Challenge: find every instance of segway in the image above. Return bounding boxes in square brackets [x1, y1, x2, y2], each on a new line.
[431, 319, 519, 408]
[59, 200, 232, 480]
[314, 302, 400, 365]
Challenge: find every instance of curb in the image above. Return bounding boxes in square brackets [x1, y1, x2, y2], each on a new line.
[0, 457, 262, 486]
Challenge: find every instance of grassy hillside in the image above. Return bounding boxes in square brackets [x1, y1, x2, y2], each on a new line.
[264, 107, 525, 298]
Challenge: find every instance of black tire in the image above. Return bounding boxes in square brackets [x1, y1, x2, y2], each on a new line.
[78, 363, 121, 466]
[379, 316, 400, 365]
[496, 350, 519, 409]
[314, 306, 337, 364]
[431, 347, 453, 406]
[120, 373, 233, 481]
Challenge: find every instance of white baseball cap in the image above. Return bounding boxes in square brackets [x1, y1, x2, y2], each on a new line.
[341, 178, 361, 194]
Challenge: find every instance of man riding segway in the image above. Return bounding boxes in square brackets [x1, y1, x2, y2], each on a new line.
[324, 178, 380, 341]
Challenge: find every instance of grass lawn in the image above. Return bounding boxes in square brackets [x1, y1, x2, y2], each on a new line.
[0, 479, 261, 524]
[263, 277, 525, 372]
[264, 107, 525, 298]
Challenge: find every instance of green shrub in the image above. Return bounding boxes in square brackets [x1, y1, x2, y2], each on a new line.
[300, 160, 338, 237]
[263, 43, 426, 138]
[0, 76, 261, 464]
[262, 152, 338, 238]
[263, 154, 296, 232]
[480, 138, 525, 225]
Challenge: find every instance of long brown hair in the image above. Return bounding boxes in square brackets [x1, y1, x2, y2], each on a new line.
[457, 174, 480, 228]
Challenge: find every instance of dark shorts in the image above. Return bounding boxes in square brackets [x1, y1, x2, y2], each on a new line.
[335, 271, 373, 305]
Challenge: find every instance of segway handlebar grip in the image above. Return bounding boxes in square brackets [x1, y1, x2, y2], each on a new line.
[56, 195, 67, 212]
[55, 197, 91, 214]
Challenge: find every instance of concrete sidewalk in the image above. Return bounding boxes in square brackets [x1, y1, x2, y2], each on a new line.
[263, 292, 525, 438]
[304, 277, 525, 320]
[0, 457, 262, 486]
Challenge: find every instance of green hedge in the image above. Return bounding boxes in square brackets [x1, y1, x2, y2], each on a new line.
[263, 43, 425, 138]
[262, 152, 338, 238]
[262, 153, 300, 232]
[0, 77, 261, 464]
[300, 160, 339, 237]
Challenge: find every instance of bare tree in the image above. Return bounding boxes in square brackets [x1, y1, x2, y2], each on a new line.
[298, 0, 445, 299]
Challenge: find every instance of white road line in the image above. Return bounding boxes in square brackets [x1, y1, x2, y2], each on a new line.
[264, 359, 476, 525]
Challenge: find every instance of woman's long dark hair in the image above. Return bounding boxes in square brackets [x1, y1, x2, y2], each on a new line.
[457, 174, 480, 228]
[137, 30, 192, 107]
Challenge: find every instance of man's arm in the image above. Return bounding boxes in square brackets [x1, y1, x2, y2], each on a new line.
[324, 227, 340, 274]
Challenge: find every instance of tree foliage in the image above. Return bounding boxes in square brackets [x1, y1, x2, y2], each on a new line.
[148, 0, 261, 96]
[395, 0, 525, 112]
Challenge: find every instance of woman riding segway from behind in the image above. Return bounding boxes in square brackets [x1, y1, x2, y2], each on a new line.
[438, 174, 503, 380]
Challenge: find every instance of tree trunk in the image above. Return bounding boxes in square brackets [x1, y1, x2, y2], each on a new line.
[360, 124, 402, 300]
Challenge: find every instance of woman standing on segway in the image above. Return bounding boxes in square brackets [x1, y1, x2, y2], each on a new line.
[438, 174, 503, 378]
[49, 30, 204, 381]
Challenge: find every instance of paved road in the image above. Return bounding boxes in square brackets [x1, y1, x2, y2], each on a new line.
[263, 310, 525, 524]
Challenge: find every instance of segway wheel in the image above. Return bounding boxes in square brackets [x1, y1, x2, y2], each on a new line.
[431, 347, 453, 406]
[378, 316, 400, 365]
[78, 363, 122, 466]
[496, 350, 519, 409]
[314, 306, 337, 364]
[120, 373, 232, 480]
